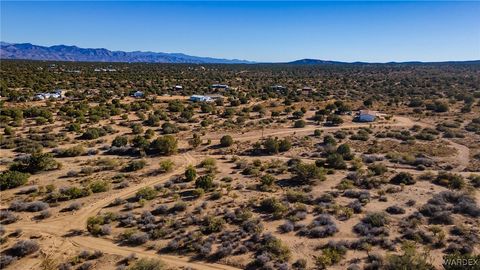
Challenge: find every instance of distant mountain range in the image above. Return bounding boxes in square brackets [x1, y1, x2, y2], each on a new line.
[1, 42, 479, 65]
[0, 42, 253, 64]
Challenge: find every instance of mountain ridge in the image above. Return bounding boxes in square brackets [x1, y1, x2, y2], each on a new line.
[1, 42, 479, 65]
[0, 42, 253, 64]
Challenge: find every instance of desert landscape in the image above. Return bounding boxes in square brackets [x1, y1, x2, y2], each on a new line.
[0, 60, 479, 270]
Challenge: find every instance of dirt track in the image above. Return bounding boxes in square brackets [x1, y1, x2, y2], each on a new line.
[5, 116, 473, 269]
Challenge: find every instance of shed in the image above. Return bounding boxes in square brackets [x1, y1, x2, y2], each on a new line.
[356, 110, 376, 122]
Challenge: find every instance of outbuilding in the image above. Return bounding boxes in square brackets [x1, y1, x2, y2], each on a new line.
[355, 110, 376, 122]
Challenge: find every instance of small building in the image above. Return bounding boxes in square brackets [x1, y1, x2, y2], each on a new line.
[271, 85, 286, 92]
[355, 110, 376, 122]
[174, 85, 183, 90]
[132, 91, 144, 98]
[299, 87, 315, 95]
[190, 95, 213, 102]
[34, 89, 64, 100]
[211, 84, 229, 90]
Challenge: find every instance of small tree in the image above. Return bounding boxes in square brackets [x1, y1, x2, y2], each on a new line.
[195, 175, 214, 191]
[0, 170, 30, 190]
[185, 165, 197, 182]
[150, 135, 178, 156]
[112, 136, 128, 147]
[220, 135, 234, 147]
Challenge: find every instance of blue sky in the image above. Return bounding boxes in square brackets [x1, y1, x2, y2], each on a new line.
[1, 1, 479, 62]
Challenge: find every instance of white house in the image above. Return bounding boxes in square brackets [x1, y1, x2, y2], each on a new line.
[132, 91, 144, 98]
[190, 95, 213, 102]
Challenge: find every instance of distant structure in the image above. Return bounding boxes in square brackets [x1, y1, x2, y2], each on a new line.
[173, 85, 183, 91]
[34, 89, 64, 100]
[298, 87, 315, 95]
[271, 85, 287, 92]
[132, 90, 144, 98]
[355, 110, 377, 122]
[210, 84, 229, 90]
[190, 95, 213, 102]
[94, 68, 117, 72]
[189, 94, 224, 103]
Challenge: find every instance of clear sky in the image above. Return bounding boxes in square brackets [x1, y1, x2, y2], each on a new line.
[1, 1, 479, 62]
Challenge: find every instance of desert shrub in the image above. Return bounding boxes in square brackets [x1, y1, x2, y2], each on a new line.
[119, 229, 149, 246]
[56, 145, 85, 157]
[279, 138, 292, 152]
[184, 165, 197, 182]
[8, 239, 39, 257]
[294, 120, 306, 128]
[0, 170, 30, 190]
[259, 197, 288, 219]
[158, 159, 174, 173]
[390, 172, 416, 185]
[293, 162, 325, 184]
[353, 212, 389, 236]
[263, 137, 279, 154]
[149, 135, 178, 156]
[315, 243, 347, 269]
[326, 153, 347, 169]
[195, 175, 214, 191]
[220, 135, 234, 147]
[0, 255, 15, 268]
[135, 187, 158, 200]
[10, 153, 60, 173]
[386, 205, 405, 215]
[127, 258, 166, 270]
[123, 160, 146, 172]
[469, 174, 480, 188]
[10, 200, 49, 212]
[37, 209, 51, 219]
[112, 136, 129, 147]
[279, 221, 295, 233]
[301, 214, 338, 238]
[260, 174, 276, 188]
[89, 180, 110, 193]
[432, 172, 465, 189]
[81, 127, 107, 140]
[201, 216, 225, 234]
[368, 163, 388, 175]
[59, 186, 91, 200]
[0, 211, 18, 224]
[384, 242, 435, 270]
[67, 202, 82, 211]
[260, 234, 291, 262]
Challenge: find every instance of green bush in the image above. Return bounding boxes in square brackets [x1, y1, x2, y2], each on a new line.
[385, 242, 435, 270]
[390, 172, 416, 185]
[0, 170, 30, 190]
[57, 145, 85, 157]
[433, 172, 465, 189]
[195, 175, 214, 191]
[294, 120, 306, 128]
[259, 197, 288, 218]
[316, 246, 347, 269]
[149, 135, 178, 156]
[136, 187, 158, 200]
[127, 258, 166, 270]
[159, 159, 174, 173]
[81, 127, 107, 140]
[123, 160, 147, 172]
[112, 136, 128, 147]
[293, 162, 326, 184]
[10, 153, 60, 173]
[89, 180, 110, 193]
[184, 165, 197, 182]
[220, 135, 234, 147]
[201, 216, 225, 234]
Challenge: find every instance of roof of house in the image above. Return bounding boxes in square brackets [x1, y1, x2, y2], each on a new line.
[359, 110, 377, 116]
